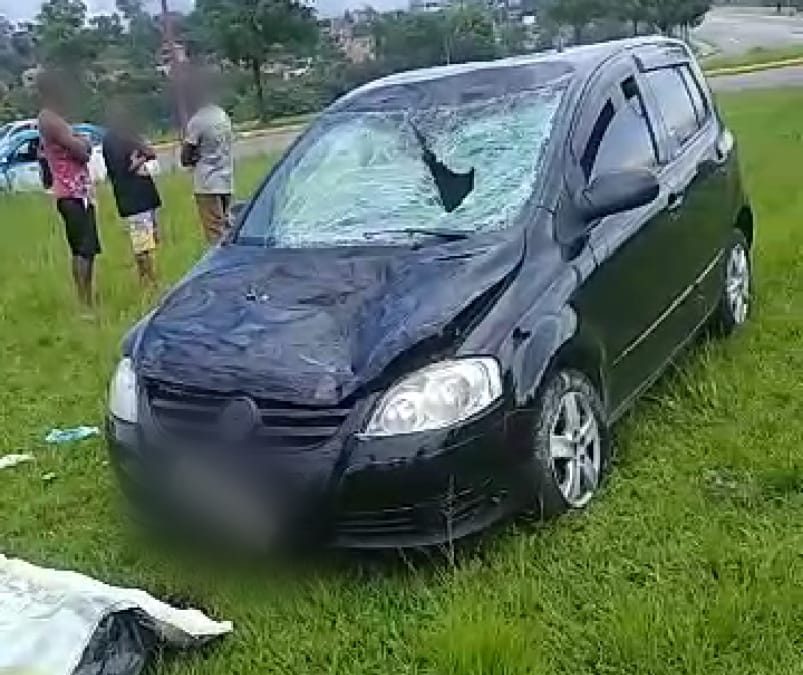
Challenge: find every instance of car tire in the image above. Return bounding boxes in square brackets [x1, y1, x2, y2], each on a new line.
[714, 231, 752, 336]
[530, 370, 611, 519]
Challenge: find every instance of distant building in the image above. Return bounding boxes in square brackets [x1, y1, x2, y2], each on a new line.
[409, 0, 452, 12]
[324, 13, 377, 64]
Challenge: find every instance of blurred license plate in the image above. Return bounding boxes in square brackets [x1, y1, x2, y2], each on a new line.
[172, 458, 274, 543]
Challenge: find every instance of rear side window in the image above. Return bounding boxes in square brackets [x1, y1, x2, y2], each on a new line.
[581, 77, 658, 181]
[645, 67, 702, 148]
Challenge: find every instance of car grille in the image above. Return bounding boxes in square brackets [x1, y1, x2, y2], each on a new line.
[145, 380, 351, 452]
[336, 484, 491, 539]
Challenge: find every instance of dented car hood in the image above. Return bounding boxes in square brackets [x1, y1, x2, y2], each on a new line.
[134, 234, 524, 405]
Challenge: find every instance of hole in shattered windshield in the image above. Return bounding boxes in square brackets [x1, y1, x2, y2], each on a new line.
[239, 86, 565, 247]
[410, 123, 475, 213]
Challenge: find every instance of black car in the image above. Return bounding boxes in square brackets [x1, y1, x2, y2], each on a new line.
[107, 37, 753, 549]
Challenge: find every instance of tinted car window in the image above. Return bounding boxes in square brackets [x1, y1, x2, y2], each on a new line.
[645, 67, 700, 148]
[238, 85, 566, 247]
[584, 79, 657, 180]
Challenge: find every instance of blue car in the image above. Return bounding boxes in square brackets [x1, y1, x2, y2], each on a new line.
[0, 124, 106, 193]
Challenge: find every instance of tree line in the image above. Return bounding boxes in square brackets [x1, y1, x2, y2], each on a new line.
[0, 0, 713, 132]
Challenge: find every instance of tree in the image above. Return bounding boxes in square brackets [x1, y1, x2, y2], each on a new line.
[617, 0, 652, 35]
[444, 5, 496, 64]
[89, 13, 124, 47]
[194, 0, 319, 119]
[548, 0, 611, 43]
[372, 6, 498, 74]
[644, 0, 710, 35]
[35, 0, 98, 67]
[372, 12, 446, 72]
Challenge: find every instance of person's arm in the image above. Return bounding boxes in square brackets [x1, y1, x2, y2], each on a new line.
[39, 111, 91, 164]
[180, 115, 201, 168]
[128, 136, 158, 173]
[132, 135, 157, 161]
[180, 141, 200, 168]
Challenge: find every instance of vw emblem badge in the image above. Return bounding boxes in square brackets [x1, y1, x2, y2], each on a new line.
[219, 397, 259, 442]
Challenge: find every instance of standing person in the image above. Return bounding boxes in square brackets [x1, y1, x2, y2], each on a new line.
[181, 74, 234, 244]
[103, 103, 162, 287]
[37, 71, 99, 313]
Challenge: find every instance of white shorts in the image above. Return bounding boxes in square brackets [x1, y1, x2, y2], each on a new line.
[126, 210, 157, 255]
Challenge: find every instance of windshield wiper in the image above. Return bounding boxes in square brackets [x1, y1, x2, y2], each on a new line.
[362, 227, 470, 242]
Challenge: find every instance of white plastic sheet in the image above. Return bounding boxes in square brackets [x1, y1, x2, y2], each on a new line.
[0, 554, 232, 675]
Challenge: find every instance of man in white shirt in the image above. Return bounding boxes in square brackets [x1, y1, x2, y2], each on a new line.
[181, 77, 234, 244]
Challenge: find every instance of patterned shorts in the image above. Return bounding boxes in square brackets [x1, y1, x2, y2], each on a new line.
[126, 210, 157, 255]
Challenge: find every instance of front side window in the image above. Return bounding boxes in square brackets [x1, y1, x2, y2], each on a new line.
[238, 85, 566, 247]
[581, 77, 658, 181]
[645, 67, 700, 149]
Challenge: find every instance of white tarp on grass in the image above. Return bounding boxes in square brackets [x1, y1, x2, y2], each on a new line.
[0, 554, 232, 675]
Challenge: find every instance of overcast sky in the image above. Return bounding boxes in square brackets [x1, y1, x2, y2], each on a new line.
[0, 0, 407, 21]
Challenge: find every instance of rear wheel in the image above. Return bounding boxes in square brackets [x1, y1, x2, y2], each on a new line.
[714, 231, 751, 335]
[531, 370, 611, 518]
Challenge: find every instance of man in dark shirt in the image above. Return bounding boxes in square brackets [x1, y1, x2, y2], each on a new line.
[102, 104, 162, 286]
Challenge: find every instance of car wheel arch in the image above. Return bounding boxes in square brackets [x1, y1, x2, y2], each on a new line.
[735, 205, 754, 248]
[509, 306, 608, 412]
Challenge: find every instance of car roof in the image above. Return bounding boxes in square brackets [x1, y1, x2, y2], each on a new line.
[6, 129, 39, 144]
[336, 36, 689, 110]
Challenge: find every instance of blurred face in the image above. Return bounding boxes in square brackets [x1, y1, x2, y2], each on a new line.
[107, 105, 136, 133]
[39, 73, 78, 116]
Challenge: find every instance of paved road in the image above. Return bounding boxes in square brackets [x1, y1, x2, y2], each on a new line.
[694, 5, 803, 56]
[709, 63, 803, 92]
[156, 128, 299, 173]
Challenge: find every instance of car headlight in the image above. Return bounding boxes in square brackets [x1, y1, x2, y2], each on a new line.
[108, 357, 138, 423]
[363, 358, 503, 438]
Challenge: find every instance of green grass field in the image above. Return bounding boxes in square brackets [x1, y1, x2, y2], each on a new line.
[1, 91, 801, 674]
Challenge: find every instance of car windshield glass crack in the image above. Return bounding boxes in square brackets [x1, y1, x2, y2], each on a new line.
[239, 85, 565, 247]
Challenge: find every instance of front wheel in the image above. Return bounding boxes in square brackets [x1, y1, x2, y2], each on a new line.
[714, 231, 752, 335]
[530, 370, 611, 519]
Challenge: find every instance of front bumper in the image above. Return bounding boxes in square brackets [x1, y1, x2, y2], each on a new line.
[106, 401, 539, 549]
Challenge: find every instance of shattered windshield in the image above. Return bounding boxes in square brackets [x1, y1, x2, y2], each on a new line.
[238, 84, 565, 247]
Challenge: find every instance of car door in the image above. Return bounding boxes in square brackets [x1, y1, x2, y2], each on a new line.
[4, 137, 43, 192]
[639, 56, 734, 319]
[568, 58, 695, 414]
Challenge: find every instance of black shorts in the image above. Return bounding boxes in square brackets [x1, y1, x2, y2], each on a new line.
[57, 198, 101, 259]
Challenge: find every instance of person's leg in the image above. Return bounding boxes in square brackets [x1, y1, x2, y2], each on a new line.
[128, 211, 158, 287]
[134, 252, 156, 287]
[220, 194, 232, 234]
[72, 254, 94, 309]
[152, 210, 160, 245]
[59, 198, 96, 310]
[195, 194, 221, 244]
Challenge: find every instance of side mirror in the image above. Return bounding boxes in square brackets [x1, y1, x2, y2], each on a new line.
[575, 169, 660, 223]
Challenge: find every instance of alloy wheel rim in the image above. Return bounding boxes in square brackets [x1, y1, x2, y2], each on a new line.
[549, 391, 601, 508]
[726, 243, 750, 325]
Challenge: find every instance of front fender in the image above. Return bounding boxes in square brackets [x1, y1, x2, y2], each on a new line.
[510, 305, 610, 411]
[509, 306, 578, 406]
